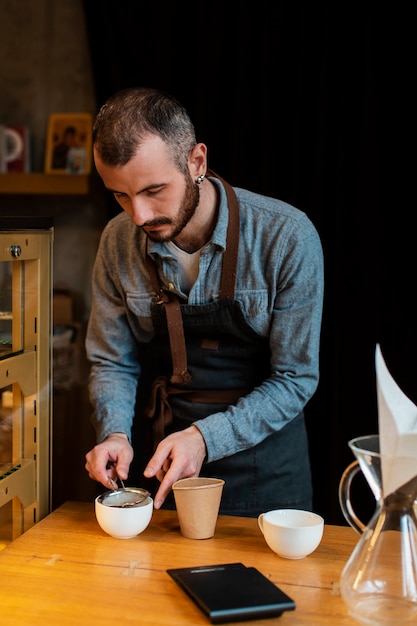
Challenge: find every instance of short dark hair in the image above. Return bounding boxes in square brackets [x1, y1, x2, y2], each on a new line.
[93, 86, 197, 173]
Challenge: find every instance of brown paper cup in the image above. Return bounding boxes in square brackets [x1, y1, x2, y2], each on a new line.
[172, 477, 225, 539]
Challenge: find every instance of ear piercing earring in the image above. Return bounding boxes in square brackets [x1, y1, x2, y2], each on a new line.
[196, 174, 205, 184]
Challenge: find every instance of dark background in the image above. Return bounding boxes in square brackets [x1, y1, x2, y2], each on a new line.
[82, 2, 415, 525]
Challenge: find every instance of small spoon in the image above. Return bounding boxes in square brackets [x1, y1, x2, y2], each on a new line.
[108, 476, 119, 491]
[108, 473, 126, 491]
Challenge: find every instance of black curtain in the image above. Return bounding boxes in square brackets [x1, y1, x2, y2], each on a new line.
[82, 2, 416, 525]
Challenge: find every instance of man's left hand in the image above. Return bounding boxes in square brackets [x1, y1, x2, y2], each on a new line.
[143, 425, 207, 508]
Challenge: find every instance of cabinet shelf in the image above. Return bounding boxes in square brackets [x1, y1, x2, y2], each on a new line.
[0, 460, 36, 509]
[0, 173, 89, 195]
[0, 223, 53, 542]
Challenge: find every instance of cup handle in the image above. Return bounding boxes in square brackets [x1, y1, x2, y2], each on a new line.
[257, 513, 265, 535]
[338, 460, 366, 535]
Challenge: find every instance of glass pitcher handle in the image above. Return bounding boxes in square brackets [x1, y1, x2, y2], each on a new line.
[338, 460, 367, 534]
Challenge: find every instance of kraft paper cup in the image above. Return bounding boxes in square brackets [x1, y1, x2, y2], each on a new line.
[172, 477, 225, 539]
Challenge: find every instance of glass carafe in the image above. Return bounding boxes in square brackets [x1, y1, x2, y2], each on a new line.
[338, 434, 417, 625]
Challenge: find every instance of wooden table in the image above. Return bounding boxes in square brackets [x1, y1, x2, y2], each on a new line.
[0, 501, 359, 625]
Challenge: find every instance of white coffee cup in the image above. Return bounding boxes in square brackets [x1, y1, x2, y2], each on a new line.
[95, 488, 153, 539]
[258, 509, 324, 559]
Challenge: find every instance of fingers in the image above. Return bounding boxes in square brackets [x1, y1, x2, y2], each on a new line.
[85, 435, 134, 489]
[85, 447, 110, 487]
[144, 448, 178, 508]
[144, 426, 207, 509]
[107, 476, 119, 491]
[114, 459, 130, 482]
[153, 468, 181, 509]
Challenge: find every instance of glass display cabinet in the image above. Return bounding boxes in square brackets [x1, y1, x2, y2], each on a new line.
[0, 217, 53, 547]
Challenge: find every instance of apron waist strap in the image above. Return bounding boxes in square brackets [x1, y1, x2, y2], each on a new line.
[143, 375, 249, 448]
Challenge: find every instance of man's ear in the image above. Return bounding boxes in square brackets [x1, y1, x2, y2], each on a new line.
[189, 142, 207, 178]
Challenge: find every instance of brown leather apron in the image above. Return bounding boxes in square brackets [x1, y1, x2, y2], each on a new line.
[130, 171, 312, 517]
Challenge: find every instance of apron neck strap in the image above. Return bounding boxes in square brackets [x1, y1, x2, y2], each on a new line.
[146, 171, 239, 299]
[145, 171, 239, 384]
[206, 169, 239, 299]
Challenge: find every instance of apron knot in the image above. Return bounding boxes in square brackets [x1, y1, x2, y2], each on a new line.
[143, 375, 173, 447]
[170, 369, 192, 385]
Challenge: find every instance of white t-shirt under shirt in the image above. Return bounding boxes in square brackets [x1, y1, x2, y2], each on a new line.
[166, 241, 201, 295]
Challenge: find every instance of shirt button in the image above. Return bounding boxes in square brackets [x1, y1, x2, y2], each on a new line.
[168, 282, 175, 291]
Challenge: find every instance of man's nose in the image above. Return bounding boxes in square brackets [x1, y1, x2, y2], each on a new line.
[130, 198, 154, 226]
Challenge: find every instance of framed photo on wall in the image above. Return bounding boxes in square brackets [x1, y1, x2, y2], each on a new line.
[44, 113, 93, 174]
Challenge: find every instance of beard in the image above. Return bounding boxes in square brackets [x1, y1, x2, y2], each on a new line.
[143, 171, 200, 243]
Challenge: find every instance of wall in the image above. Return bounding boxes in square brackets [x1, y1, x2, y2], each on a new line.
[0, 0, 107, 505]
[0, 0, 107, 317]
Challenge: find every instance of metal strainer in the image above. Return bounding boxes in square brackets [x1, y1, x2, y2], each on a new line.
[98, 487, 151, 508]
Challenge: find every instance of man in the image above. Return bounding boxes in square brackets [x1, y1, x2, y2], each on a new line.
[85, 86, 324, 517]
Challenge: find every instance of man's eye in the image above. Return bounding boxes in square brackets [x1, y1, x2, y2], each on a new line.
[147, 186, 164, 195]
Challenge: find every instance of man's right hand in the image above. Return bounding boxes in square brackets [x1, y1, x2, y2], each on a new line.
[85, 432, 134, 490]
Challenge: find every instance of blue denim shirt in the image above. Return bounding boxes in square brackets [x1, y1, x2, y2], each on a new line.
[86, 177, 324, 463]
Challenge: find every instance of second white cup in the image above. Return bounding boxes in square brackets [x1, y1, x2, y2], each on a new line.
[258, 508, 324, 559]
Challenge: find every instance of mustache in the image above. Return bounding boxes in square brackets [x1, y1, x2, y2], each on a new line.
[142, 217, 172, 228]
